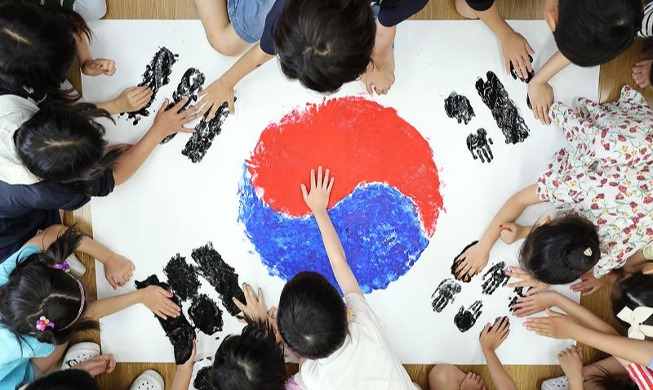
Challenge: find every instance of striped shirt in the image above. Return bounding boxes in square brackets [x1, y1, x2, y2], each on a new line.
[627, 363, 653, 390]
[639, 2, 653, 38]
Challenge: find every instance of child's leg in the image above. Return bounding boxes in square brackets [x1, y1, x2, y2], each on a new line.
[31, 342, 69, 375]
[428, 364, 466, 390]
[194, 0, 251, 56]
[73, 0, 107, 21]
[454, 0, 479, 19]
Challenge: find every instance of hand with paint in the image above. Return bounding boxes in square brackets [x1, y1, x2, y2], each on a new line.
[480, 317, 510, 352]
[103, 253, 136, 290]
[112, 86, 154, 114]
[500, 31, 534, 81]
[527, 81, 554, 125]
[524, 309, 578, 339]
[198, 77, 235, 117]
[171, 341, 196, 390]
[233, 283, 268, 323]
[558, 346, 584, 388]
[82, 58, 117, 77]
[150, 98, 199, 140]
[498, 223, 529, 245]
[506, 266, 549, 295]
[301, 166, 335, 213]
[452, 241, 490, 282]
[511, 290, 560, 317]
[570, 270, 613, 296]
[140, 285, 182, 320]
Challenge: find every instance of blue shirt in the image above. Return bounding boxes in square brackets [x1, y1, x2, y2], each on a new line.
[0, 246, 56, 389]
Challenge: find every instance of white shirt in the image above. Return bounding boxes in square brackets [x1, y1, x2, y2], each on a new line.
[0, 95, 40, 185]
[295, 293, 418, 390]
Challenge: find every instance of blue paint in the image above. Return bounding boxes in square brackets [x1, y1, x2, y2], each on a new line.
[238, 168, 429, 293]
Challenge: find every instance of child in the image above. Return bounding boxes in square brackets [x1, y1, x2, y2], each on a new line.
[452, 86, 653, 294]
[0, 1, 151, 112]
[193, 0, 427, 118]
[429, 316, 517, 390]
[0, 97, 197, 263]
[271, 167, 418, 390]
[454, 0, 535, 82]
[526, 0, 642, 125]
[0, 225, 182, 389]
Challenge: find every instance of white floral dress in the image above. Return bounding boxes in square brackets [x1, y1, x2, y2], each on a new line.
[536, 86, 653, 277]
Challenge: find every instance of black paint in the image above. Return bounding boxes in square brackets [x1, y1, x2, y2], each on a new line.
[135, 275, 195, 364]
[451, 240, 479, 283]
[161, 67, 206, 144]
[476, 71, 530, 145]
[466, 128, 494, 163]
[163, 254, 201, 302]
[126, 47, 179, 125]
[454, 300, 483, 333]
[444, 92, 475, 125]
[182, 101, 232, 163]
[191, 242, 245, 316]
[508, 287, 526, 313]
[481, 261, 510, 295]
[188, 294, 224, 335]
[194, 365, 216, 390]
[510, 55, 535, 83]
[431, 278, 462, 313]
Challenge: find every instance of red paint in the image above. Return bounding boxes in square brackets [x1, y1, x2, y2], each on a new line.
[247, 96, 443, 236]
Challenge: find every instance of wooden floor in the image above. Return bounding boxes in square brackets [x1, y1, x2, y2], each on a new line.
[68, 0, 652, 389]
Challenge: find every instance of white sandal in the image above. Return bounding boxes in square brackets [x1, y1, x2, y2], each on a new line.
[541, 376, 568, 390]
[130, 369, 165, 390]
[61, 342, 100, 370]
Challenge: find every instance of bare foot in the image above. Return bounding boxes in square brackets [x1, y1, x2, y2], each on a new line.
[460, 372, 488, 390]
[632, 60, 652, 88]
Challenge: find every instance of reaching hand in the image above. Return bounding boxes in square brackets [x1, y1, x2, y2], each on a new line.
[82, 58, 116, 77]
[511, 290, 559, 318]
[570, 270, 608, 296]
[301, 166, 334, 214]
[113, 86, 153, 114]
[498, 223, 529, 245]
[524, 309, 577, 339]
[452, 241, 488, 282]
[361, 52, 396, 95]
[506, 266, 548, 295]
[632, 60, 653, 89]
[103, 254, 135, 290]
[197, 78, 235, 119]
[151, 98, 199, 139]
[233, 283, 268, 323]
[141, 285, 181, 320]
[460, 373, 487, 390]
[528, 82, 554, 125]
[558, 345, 584, 383]
[500, 31, 534, 81]
[480, 317, 510, 352]
[178, 341, 196, 372]
[73, 354, 117, 376]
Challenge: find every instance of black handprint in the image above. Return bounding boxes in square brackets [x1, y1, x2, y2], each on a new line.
[508, 287, 526, 313]
[451, 240, 479, 283]
[431, 278, 462, 313]
[444, 92, 475, 124]
[510, 55, 535, 83]
[466, 128, 494, 163]
[481, 261, 509, 295]
[454, 300, 483, 333]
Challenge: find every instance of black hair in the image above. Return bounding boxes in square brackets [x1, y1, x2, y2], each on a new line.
[612, 272, 653, 329]
[0, 1, 90, 97]
[586, 363, 639, 390]
[0, 228, 98, 347]
[15, 102, 121, 195]
[277, 271, 347, 359]
[555, 0, 642, 67]
[520, 214, 600, 285]
[273, 0, 376, 93]
[26, 369, 99, 390]
[208, 319, 286, 390]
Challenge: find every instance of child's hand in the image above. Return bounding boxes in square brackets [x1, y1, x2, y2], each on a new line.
[151, 98, 199, 140]
[74, 354, 117, 376]
[500, 31, 534, 80]
[570, 270, 608, 296]
[267, 306, 282, 343]
[558, 345, 584, 383]
[511, 290, 559, 317]
[140, 285, 181, 319]
[361, 52, 396, 95]
[178, 341, 196, 372]
[82, 58, 117, 77]
[112, 86, 153, 114]
[525, 309, 577, 339]
[480, 316, 510, 352]
[197, 78, 235, 118]
[233, 283, 268, 322]
[301, 166, 335, 214]
[498, 223, 529, 245]
[506, 266, 549, 295]
[528, 82, 554, 125]
[103, 254, 136, 290]
[452, 241, 489, 281]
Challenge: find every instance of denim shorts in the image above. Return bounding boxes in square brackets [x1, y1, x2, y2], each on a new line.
[227, 0, 277, 43]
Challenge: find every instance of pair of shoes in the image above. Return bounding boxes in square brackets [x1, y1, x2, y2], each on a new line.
[541, 376, 568, 390]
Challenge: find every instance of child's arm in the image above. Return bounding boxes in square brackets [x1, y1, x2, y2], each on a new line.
[171, 342, 196, 390]
[112, 98, 199, 185]
[197, 44, 274, 118]
[95, 86, 154, 115]
[558, 346, 584, 390]
[85, 284, 181, 321]
[75, 32, 116, 77]
[301, 167, 361, 295]
[453, 184, 541, 280]
[528, 51, 571, 125]
[361, 22, 396, 95]
[479, 317, 517, 390]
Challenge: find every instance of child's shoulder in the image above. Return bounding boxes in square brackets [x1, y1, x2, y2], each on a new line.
[0, 326, 54, 363]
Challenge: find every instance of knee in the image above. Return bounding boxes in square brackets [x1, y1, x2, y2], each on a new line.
[429, 364, 461, 388]
[206, 32, 245, 57]
[454, 0, 478, 19]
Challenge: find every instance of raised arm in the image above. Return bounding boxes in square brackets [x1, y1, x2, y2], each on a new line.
[480, 317, 517, 390]
[301, 167, 361, 295]
[528, 51, 571, 125]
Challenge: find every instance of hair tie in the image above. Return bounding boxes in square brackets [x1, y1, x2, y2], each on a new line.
[617, 306, 653, 340]
[35, 316, 55, 331]
[52, 260, 71, 273]
[583, 247, 593, 257]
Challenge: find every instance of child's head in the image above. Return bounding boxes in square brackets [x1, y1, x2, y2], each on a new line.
[277, 271, 347, 359]
[23, 369, 99, 390]
[209, 319, 286, 390]
[612, 271, 653, 329]
[552, 0, 642, 67]
[0, 228, 98, 346]
[0, 1, 89, 95]
[16, 102, 121, 194]
[519, 214, 600, 285]
[273, 0, 376, 93]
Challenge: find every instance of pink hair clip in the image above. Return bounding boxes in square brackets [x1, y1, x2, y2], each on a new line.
[53, 260, 70, 273]
[35, 316, 55, 331]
